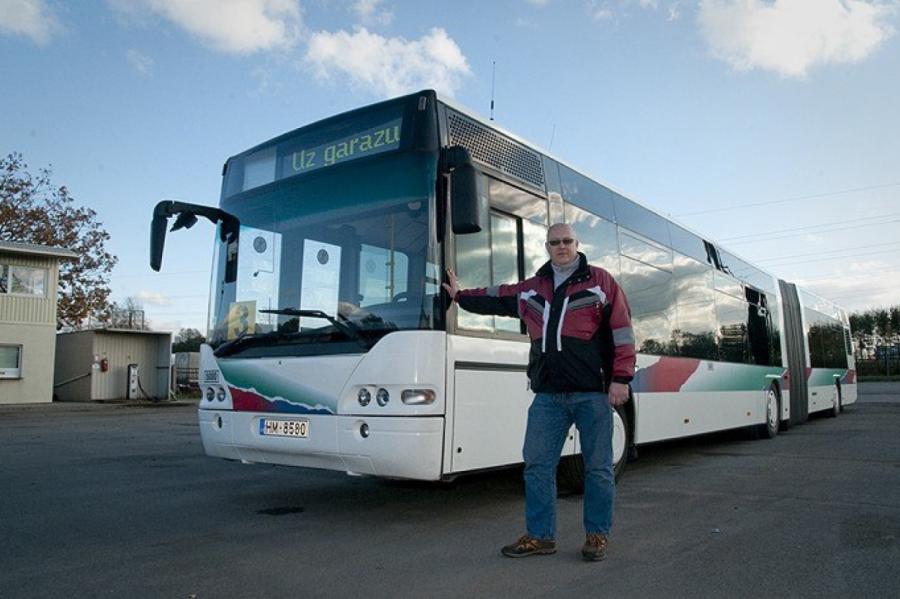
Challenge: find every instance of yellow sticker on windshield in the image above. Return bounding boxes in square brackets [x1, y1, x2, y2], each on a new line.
[226, 301, 256, 339]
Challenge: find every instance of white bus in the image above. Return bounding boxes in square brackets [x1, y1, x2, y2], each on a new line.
[151, 90, 856, 485]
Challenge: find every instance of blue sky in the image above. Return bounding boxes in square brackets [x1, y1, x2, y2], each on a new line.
[2, 0, 899, 333]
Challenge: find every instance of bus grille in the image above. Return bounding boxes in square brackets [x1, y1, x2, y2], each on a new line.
[447, 111, 545, 191]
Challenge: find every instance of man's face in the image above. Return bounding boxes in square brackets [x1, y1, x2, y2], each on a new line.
[545, 225, 578, 266]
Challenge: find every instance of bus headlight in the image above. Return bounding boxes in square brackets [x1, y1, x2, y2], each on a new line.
[376, 388, 390, 406]
[357, 388, 371, 406]
[205, 387, 215, 402]
[401, 389, 436, 405]
[216, 387, 227, 402]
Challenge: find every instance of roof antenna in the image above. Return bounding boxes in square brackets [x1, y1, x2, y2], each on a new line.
[490, 60, 496, 121]
[548, 124, 556, 151]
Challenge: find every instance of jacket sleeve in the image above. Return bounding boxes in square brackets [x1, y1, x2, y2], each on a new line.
[605, 275, 636, 384]
[455, 281, 525, 318]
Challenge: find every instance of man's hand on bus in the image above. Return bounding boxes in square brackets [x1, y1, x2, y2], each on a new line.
[442, 269, 459, 300]
[608, 382, 629, 407]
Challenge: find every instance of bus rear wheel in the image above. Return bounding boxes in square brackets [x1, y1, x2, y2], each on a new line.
[558, 405, 629, 495]
[755, 384, 780, 439]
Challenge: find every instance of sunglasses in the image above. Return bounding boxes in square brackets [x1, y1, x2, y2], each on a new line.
[547, 238, 576, 246]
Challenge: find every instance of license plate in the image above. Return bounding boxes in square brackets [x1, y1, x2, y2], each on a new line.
[259, 418, 309, 438]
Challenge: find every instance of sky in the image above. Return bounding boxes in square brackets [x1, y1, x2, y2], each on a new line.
[2, 0, 899, 334]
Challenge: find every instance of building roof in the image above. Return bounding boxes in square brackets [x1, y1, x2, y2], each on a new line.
[0, 241, 78, 260]
[57, 328, 172, 337]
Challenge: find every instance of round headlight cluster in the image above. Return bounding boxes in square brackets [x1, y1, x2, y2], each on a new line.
[376, 388, 390, 406]
[357, 388, 371, 406]
[204, 386, 227, 402]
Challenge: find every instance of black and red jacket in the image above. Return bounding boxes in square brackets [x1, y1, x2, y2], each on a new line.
[456, 252, 636, 393]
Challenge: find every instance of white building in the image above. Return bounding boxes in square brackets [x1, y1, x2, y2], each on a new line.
[0, 241, 77, 404]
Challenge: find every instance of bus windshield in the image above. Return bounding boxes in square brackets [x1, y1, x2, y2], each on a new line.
[207, 152, 442, 357]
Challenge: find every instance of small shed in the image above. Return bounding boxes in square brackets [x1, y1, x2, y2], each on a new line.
[55, 329, 172, 401]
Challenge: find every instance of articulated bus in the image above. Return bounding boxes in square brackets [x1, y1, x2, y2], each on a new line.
[150, 90, 856, 484]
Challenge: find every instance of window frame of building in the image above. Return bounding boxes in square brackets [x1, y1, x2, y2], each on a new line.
[0, 263, 48, 298]
[0, 344, 23, 379]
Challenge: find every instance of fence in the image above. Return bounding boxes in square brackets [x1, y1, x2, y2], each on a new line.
[856, 358, 900, 378]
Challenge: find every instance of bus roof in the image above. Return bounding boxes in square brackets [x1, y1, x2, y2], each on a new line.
[434, 91, 839, 309]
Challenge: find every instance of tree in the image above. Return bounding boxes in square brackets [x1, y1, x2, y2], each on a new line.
[0, 153, 117, 329]
[172, 328, 205, 352]
[106, 297, 148, 330]
[874, 308, 891, 337]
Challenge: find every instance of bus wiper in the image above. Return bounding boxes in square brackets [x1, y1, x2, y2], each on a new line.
[259, 308, 368, 348]
[213, 330, 283, 357]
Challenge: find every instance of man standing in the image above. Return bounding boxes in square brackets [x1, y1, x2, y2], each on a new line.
[443, 223, 635, 561]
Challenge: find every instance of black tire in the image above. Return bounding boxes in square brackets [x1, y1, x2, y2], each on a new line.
[755, 384, 780, 439]
[828, 383, 841, 417]
[558, 405, 629, 495]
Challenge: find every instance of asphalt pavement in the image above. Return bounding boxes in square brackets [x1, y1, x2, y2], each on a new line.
[1, 384, 898, 598]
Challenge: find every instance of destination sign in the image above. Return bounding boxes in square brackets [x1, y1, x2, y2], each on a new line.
[281, 118, 402, 176]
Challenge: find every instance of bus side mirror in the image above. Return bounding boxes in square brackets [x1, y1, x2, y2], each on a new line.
[150, 208, 169, 272]
[443, 146, 487, 235]
[150, 200, 240, 283]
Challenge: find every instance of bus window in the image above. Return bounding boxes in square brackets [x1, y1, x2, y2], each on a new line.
[746, 291, 770, 366]
[565, 204, 619, 276]
[673, 252, 717, 360]
[669, 224, 709, 265]
[613, 194, 671, 247]
[559, 164, 615, 221]
[358, 243, 409, 307]
[619, 230, 672, 272]
[714, 270, 744, 299]
[618, 238, 676, 355]
[716, 292, 749, 363]
[489, 178, 548, 225]
[632, 311, 677, 356]
[491, 213, 520, 333]
[674, 300, 718, 360]
[455, 211, 524, 334]
[522, 219, 549, 276]
[456, 223, 493, 332]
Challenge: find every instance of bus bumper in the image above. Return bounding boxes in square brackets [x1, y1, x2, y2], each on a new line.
[198, 409, 445, 481]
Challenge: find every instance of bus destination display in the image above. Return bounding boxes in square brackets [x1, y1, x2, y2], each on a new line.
[282, 118, 402, 176]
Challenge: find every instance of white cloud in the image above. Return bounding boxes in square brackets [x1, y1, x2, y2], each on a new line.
[352, 0, 393, 26]
[135, 290, 173, 306]
[305, 26, 471, 98]
[110, 0, 303, 54]
[585, 0, 680, 22]
[668, 1, 681, 21]
[793, 260, 900, 311]
[127, 48, 154, 74]
[697, 0, 897, 78]
[526, 0, 550, 6]
[592, 6, 614, 20]
[0, 0, 61, 44]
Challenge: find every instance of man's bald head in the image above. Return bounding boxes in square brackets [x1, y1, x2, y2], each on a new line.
[545, 223, 579, 267]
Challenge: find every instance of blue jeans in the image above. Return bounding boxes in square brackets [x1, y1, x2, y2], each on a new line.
[523, 392, 615, 540]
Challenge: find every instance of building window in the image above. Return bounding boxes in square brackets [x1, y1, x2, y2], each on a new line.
[0, 264, 47, 297]
[0, 345, 22, 379]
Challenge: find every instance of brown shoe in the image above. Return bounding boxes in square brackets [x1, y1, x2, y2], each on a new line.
[501, 535, 557, 558]
[582, 533, 608, 561]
